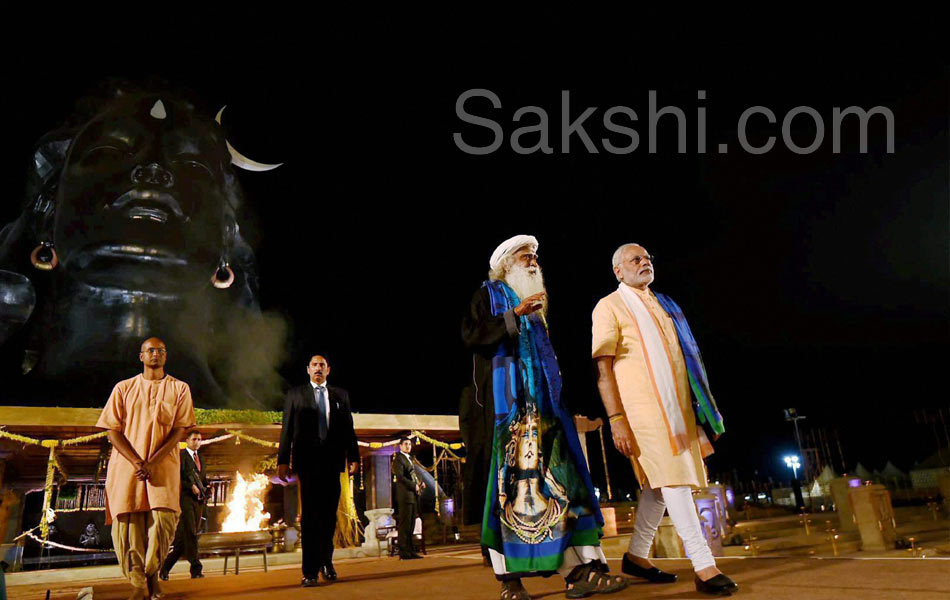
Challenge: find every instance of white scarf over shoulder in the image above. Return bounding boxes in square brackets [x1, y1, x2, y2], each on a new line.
[616, 283, 690, 455]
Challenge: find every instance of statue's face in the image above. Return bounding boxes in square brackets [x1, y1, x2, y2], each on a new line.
[54, 97, 230, 292]
[517, 417, 539, 470]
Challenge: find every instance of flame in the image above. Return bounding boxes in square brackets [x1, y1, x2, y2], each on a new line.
[221, 472, 271, 532]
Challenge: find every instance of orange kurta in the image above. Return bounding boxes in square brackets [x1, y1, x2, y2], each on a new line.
[96, 374, 196, 523]
[592, 289, 707, 489]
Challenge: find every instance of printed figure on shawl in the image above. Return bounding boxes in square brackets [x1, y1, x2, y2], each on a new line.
[497, 405, 569, 544]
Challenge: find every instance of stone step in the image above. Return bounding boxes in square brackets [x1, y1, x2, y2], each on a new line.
[723, 537, 863, 557]
[724, 530, 862, 556]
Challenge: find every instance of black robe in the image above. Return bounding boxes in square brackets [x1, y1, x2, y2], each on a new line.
[458, 285, 521, 525]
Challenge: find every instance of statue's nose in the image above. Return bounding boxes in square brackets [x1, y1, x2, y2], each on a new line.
[131, 162, 175, 188]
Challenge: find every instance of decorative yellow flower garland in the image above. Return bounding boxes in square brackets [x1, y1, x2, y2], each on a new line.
[0, 429, 108, 541]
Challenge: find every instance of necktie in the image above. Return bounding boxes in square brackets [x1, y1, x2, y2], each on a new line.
[193, 451, 201, 472]
[314, 386, 328, 441]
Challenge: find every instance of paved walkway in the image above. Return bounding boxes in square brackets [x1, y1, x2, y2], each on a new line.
[6, 548, 950, 600]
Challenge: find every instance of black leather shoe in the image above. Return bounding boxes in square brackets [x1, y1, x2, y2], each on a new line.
[695, 574, 738, 596]
[158, 570, 169, 581]
[191, 572, 204, 579]
[321, 563, 338, 581]
[301, 577, 319, 587]
[621, 554, 677, 583]
[400, 554, 423, 560]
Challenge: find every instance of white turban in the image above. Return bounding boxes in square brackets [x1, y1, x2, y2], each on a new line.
[489, 234, 539, 270]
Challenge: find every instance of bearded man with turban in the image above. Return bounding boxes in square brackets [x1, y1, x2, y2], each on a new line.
[459, 235, 628, 600]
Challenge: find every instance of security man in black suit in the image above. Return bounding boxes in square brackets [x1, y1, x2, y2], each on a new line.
[161, 430, 208, 580]
[277, 354, 360, 588]
[393, 437, 425, 559]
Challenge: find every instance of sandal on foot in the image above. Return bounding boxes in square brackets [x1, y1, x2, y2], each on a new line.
[501, 580, 531, 600]
[565, 563, 630, 599]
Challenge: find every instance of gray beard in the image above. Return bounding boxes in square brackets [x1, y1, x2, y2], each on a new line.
[505, 265, 547, 315]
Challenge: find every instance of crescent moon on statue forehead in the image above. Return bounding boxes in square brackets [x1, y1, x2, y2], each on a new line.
[215, 106, 283, 172]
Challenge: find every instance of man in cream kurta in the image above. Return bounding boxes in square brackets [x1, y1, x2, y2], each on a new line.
[592, 244, 738, 597]
[593, 282, 708, 490]
[96, 337, 196, 600]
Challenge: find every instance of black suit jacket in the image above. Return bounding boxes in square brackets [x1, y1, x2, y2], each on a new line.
[180, 448, 208, 503]
[277, 383, 360, 473]
[179, 448, 208, 510]
[393, 452, 420, 505]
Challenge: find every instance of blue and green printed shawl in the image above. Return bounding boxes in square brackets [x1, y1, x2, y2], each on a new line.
[654, 293, 725, 436]
[481, 280, 604, 574]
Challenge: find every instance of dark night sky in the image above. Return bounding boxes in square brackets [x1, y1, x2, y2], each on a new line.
[1, 17, 947, 485]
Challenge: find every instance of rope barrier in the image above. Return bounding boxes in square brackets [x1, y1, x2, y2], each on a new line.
[25, 532, 114, 554]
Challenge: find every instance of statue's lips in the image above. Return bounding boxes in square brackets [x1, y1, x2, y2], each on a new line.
[106, 189, 187, 223]
[71, 243, 190, 268]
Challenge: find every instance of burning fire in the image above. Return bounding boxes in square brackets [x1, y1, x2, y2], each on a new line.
[221, 472, 271, 533]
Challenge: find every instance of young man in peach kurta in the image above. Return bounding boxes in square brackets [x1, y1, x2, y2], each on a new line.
[96, 338, 196, 599]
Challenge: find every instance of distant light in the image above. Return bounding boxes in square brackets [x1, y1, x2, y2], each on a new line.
[783, 455, 801, 479]
[744, 495, 752, 501]
[594, 487, 601, 500]
[757, 493, 767, 499]
[725, 489, 735, 505]
[847, 478, 861, 488]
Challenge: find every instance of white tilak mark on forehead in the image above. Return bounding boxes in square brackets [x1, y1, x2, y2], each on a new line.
[150, 100, 167, 120]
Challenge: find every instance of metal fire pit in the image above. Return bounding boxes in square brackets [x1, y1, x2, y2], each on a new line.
[198, 530, 272, 575]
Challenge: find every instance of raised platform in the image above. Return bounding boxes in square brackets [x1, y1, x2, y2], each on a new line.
[0, 406, 459, 435]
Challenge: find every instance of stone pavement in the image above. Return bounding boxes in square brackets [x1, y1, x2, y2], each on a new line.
[5, 546, 950, 600]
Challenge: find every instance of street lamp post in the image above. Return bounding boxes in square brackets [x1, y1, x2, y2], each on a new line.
[784, 408, 808, 479]
[784, 455, 805, 511]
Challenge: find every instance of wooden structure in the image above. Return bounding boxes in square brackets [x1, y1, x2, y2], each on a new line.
[0, 406, 460, 566]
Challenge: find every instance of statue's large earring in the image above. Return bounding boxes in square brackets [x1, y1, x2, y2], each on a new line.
[210, 260, 234, 289]
[30, 242, 58, 270]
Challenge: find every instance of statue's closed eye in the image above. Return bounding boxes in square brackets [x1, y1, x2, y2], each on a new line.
[81, 145, 133, 165]
[174, 158, 215, 181]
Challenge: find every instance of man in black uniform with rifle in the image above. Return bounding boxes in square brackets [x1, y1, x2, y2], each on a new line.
[393, 437, 425, 560]
[160, 430, 208, 579]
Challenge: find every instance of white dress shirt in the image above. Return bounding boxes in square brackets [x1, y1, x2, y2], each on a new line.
[187, 447, 200, 467]
[310, 380, 330, 427]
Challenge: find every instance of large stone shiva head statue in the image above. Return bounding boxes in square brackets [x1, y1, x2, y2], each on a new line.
[0, 83, 284, 408]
